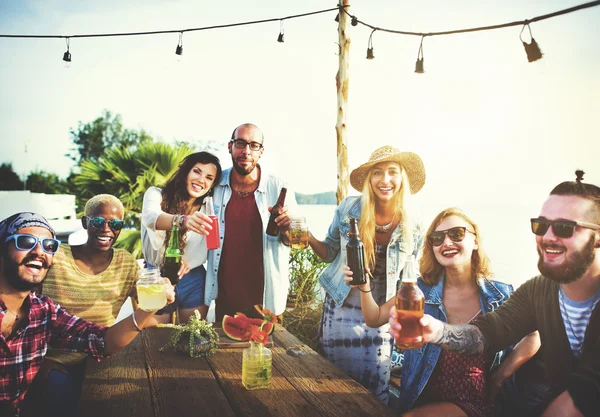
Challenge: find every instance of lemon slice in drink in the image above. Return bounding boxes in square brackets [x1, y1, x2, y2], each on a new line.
[137, 284, 164, 295]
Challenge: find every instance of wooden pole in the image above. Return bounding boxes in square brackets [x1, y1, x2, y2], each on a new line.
[335, 0, 350, 204]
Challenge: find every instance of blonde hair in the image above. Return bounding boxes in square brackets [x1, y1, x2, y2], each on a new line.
[84, 194, 124, 217]
[359, 166, 414, 270]
[420, 207, 492, 285]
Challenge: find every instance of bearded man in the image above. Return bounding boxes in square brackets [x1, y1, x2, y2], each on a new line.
[389, 171, 600, 417]
[0, 212, 174, 416]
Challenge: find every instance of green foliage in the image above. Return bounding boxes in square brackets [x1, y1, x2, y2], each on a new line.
[158, 310, 220, 358]
[282, 304, 323, 352]
[287, 248, 327, 305]
[0, 163, 24, 190]
[68, 110, 153, 163]
[114, 229, 143, 260]
[26, 170, 71, 194]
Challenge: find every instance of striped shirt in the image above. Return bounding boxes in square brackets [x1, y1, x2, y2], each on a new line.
[559, 287, 600, 356]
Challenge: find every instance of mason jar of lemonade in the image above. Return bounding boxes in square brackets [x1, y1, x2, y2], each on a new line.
[137, 268, 167, 311]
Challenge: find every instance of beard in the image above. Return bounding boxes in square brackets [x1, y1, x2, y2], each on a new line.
[1, 253, 49, 291]
[231, 156, 257, 176]
[537, 235, 596, 284]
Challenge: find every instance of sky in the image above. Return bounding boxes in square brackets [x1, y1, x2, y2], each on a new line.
[1, 0, 599, 285]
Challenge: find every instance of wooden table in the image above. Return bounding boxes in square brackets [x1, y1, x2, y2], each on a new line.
[78, 325, 397, 417]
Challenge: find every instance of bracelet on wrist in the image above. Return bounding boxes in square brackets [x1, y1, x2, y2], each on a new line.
[131, 312, 142, 332]
[172, 214, 180, 227]
[179, 215, 187, 229]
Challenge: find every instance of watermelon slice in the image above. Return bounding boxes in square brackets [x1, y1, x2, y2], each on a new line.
[222, 314, 275, 341]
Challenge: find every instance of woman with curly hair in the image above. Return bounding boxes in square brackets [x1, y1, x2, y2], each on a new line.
[141, 151, 222, 323]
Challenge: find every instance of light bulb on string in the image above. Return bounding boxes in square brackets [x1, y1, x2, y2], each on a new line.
[520, 23, 543, 63]
[175, 32, 183, 61]
[414, 36, 425, 74]
[366, 29, 376, 60]
[351, 16, 358, 26]
[62, 37, 71, 68]
[277, 20, 284, 43]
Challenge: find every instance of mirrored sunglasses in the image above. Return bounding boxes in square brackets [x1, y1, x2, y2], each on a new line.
[5, 233, 61, 254]
[87, 216, 125, 231]
[428, 226, 474, 247]
[530, 217, 600, 239]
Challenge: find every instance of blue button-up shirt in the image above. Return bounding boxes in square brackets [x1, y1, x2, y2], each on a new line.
[205, 167, 297, 315]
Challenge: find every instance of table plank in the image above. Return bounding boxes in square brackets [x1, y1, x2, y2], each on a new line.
[77, 334, 154, 417]
[207, 344, 322, 416]
[271, 326, 397, 417]
[142, 328, 236, 417]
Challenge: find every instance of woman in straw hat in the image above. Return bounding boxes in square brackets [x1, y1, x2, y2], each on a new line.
[358, 207, 540, 416]
[308, 145, 425, 403]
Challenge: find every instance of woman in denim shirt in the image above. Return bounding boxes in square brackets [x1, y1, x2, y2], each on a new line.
[308, 146, 426, 404]
[357, 208, 540, 416]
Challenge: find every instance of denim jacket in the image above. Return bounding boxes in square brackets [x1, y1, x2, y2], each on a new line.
[205, 167, 297, 315]
[318, 196, 423, 307]
[396, 274, 514, 412]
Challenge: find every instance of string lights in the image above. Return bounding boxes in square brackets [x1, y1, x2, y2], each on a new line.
[0, 2, 598, 69]
[520, 24, 543, 62]
[62, 38, 71, 67]
[175, 32, 183, 56]
[415, 36, 425, 74]
[366, 29, 375, 60]
[277, 20, 285, 43]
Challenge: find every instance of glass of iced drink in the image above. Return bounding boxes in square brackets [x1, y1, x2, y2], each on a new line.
[289, 217, 309, 250]
[137, 268, 167, 312]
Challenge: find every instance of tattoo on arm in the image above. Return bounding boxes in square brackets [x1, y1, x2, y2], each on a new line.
[433, 324, 488, 356]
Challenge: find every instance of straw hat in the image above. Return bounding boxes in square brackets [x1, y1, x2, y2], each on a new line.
[349, 145, 426, 194]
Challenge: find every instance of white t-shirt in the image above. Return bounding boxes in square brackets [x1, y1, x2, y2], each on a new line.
[141, 186, 207, 269]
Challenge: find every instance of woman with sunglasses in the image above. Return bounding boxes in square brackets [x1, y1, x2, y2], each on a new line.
[353, 207, 540, 416]
[308, 146, 425, 403]
[141, 151, 222, 323]
[42, 194, 141, 417]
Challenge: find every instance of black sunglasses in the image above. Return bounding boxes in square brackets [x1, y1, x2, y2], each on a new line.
[86, 216, 125, 231]
[530, 217, 600, 238]
[5, 233, 61, 254]
[428, 226, 475, 247]
[230, 139, 263, 151]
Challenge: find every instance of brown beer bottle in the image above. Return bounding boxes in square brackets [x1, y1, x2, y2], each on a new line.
[395, 255, 424, 349]
[346, 217, 367, 285]
[266, 187, 287, 236]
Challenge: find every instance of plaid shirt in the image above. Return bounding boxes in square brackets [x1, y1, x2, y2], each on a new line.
[0, 292, 107, 411]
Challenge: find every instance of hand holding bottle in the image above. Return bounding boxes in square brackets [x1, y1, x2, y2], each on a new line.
[185, 211, 213, 236]
[388, 307, 444, 345]
[343, 265, 371, 292]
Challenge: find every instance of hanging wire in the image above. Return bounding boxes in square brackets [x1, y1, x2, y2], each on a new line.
[341, 0, 600, 38]
[175, 32, 183, 55]
[415, 36, 424, 73]
[62, 37, 71, 63]
[366, 29, 376, 60]
[278, 20, 285, 43]
[0, 6, 342, 39]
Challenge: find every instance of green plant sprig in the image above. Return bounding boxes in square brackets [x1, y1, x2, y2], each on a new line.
[158, 310, 219, 358]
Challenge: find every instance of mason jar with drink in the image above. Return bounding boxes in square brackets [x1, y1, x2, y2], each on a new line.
[289, 216, 308, 250]
[137, 268, 168, 312]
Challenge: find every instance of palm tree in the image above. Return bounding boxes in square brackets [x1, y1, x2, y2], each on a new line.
[74, 141, 195, 257]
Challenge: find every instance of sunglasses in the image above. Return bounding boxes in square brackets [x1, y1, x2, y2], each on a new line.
[86, 216, 125, 231]
[530, 218, 600, 238]
[428, 226, 475, 247]
[5, 233, 61, 254]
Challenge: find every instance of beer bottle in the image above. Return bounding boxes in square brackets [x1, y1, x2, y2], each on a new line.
[204, 197, 220, 250]
[395, 255, 424, 349]
[346, 217, 367, 286]
[265, 187, 287, 236]
[162, 222, 181, 285]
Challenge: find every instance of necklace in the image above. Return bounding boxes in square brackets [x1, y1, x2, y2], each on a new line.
[375, 221, 393, 234]
[2, 307, 19, 321]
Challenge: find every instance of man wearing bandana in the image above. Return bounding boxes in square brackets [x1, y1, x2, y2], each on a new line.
[0, 212, 175, 416]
